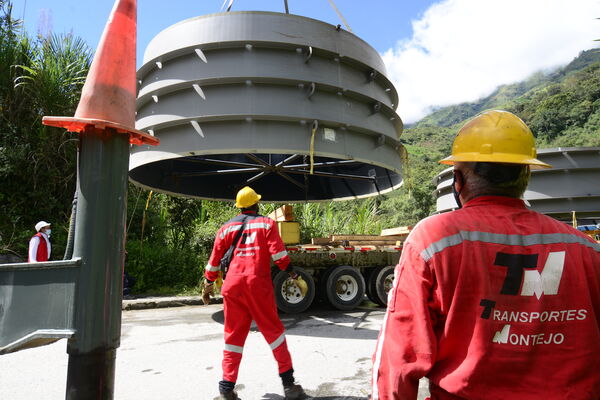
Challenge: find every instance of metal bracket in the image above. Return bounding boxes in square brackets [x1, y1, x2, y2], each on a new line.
[304, 46, 313, 63]
[372, 102, 382, 114]
[367, 69, 377, 82]
[311, 120, 319, 131]
[307, 82, 316, 99]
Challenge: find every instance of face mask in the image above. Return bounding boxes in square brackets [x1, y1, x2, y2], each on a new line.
[452, 173, 462, 209]
[45, 229, 51, 237]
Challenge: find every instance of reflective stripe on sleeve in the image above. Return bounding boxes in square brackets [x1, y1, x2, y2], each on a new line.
[206, 263, 220, 272]
[272, 250, 288, 261]
[269, 333, 286, 350]
[421, 231, 600, 262]
[224, 343, 244, 354]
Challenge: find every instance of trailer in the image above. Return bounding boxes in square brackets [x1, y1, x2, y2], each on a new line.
[270, 224, 408, 313]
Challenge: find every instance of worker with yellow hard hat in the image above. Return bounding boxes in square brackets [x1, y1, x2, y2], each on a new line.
[202, 186, 308, 400]
[371, 110, 600, 399]
[234, 185, 261, 208]
[439, 109, 550, 208]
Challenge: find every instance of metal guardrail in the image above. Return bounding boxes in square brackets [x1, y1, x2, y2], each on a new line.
[0, 258, 81, 354]
[0, 258, 81, 271]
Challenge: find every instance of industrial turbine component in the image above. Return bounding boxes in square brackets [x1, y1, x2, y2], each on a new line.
[434, 147, 600, 219]
[130, 11, 404, 202]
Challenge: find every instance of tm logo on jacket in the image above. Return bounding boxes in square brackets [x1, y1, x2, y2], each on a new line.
[494, 251, 565, 299]
[477, 251, 590, 346]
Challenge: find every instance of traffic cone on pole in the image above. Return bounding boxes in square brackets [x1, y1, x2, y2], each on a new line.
[42, 0, 158, 146]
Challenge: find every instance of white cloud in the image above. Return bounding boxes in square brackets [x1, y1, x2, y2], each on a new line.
[383, 0, 600, 123]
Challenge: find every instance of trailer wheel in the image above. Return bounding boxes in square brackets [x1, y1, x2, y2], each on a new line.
[273, 267, 315, 313]
[367, 265, 395, 306]
[324, 265, 366, 311]
[317, 266, 335, 303]
[366, 267, 381, 304]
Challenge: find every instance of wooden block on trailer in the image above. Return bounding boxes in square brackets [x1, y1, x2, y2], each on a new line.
[311, 237, 332, 245]
[267, 205, 295, 221]
[380, 226, 412, 236]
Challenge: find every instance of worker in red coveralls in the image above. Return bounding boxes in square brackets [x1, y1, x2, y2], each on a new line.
[371, 110, 600, 400]
[28, 220, 52, 262]
[202, 186, 309, 400]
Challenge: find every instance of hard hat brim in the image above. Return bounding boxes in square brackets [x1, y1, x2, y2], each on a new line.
[439, 153, 551, 169]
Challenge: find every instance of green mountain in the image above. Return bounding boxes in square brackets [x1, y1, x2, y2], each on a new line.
[385, 48, 600, 228]
[403, 47, 600, 159]
[412, 48, 600, 138]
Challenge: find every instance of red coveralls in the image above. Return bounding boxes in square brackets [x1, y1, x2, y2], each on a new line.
[372, 196, 600, 400]
[205, 211, 293, 383]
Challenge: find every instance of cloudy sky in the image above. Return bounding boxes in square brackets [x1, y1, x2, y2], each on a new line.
[383, 0, 600, 122]
[11, 0, 600, 123]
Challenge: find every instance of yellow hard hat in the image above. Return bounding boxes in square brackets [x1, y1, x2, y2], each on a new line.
[439, 110, 551, 169]
[235, 186, 261, 208]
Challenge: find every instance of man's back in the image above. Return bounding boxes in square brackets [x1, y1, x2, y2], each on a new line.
[382, 195, 600, 400]
[209, 212, 288, 279]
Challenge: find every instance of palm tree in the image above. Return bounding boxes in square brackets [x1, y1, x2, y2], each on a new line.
[0, 0, 92, 257]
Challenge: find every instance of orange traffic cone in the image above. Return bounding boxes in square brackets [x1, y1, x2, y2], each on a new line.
[43, 0, 158, 146]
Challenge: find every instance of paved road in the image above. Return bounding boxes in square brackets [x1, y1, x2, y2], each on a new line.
[0, 301, 429, 399]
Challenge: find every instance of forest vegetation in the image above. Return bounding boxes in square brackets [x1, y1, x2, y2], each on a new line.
[1, 1, 598, 294]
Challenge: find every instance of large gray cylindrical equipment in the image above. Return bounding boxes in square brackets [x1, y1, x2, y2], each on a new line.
[434, 147, 600, 219]
[130, 11, 404, 202]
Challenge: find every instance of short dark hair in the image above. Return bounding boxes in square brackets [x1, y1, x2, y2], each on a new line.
[462, 162, 530, 198]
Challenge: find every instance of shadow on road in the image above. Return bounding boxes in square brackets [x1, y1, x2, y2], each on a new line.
[210, 301, 382, 340]
[260, 395, 367, 400]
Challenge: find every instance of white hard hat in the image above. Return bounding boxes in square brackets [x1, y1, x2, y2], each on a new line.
[35, 221, 51, 232]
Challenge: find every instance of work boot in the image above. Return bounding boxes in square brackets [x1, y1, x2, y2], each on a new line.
[218, 389, 239, 400]
[284, 383, 309, 400]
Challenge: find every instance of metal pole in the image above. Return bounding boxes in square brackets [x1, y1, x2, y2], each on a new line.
[65, 128, 129, 399]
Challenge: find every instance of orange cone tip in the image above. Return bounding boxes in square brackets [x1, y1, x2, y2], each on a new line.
[42, 0, 158, 146]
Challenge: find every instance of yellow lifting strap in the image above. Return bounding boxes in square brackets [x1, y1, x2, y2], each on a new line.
[215, 271, 224, 290]
[309, 120, 318, 174]
[140, 190, 153, 242]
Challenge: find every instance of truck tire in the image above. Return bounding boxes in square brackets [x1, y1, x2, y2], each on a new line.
[367, 265, 395, 306]
[365, 266, 382, 304]
[317, 266, 335, 303]
[324, 265, 366, 311]
[273, 267, 315, 314]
